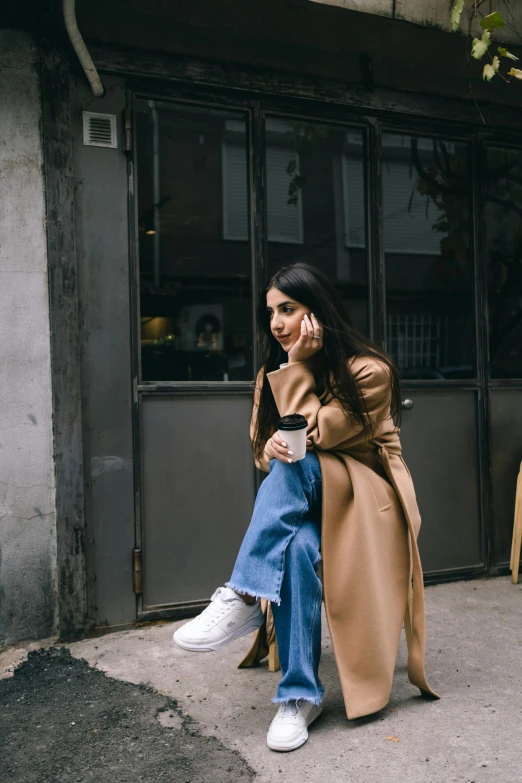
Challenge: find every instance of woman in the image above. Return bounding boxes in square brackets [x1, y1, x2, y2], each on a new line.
[174, 263, 438, 752]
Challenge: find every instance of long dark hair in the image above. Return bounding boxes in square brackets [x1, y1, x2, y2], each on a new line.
[252, 263, 402, 461]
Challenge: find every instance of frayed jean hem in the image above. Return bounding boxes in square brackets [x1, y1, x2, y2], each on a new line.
[272, 691, 324, 707]
[224, 581, 281, 606]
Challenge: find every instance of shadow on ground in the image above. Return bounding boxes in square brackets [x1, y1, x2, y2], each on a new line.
[0, 647, 254, 783]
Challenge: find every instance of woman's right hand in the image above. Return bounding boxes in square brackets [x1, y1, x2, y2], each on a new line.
[270, 432, 313, 463]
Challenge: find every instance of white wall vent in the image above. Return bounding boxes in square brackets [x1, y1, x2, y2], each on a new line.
[83, 112, 117, 148]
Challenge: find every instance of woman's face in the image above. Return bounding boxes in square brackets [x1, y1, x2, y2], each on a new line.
[266, 287, 311, 353]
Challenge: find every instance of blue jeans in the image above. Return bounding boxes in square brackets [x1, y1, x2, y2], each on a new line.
[227, 453, 324, 705]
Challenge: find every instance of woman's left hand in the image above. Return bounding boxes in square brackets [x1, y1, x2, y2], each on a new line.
[270, 431, 314, 462]
[287, 313, 323, 364]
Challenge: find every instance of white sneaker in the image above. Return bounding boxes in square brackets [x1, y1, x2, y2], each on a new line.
[267, 699, 322, 752]
[173, 587, 263, 652]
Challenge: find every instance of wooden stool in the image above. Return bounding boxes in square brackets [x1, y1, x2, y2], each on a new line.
[268, 636, 280, 672]
[237, 600, 281, 672]
[510, 461, 522, 585]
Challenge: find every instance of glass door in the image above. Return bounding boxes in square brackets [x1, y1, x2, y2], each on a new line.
[134, 99, 257, 618]
[485, 144, 522, 568]
[381, 131, 484, 576]
[131, 93, 502, 619]
[263, 116, 370, 337]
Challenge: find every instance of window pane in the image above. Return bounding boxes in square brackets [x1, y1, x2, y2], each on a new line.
[264, 119, 369, 335]
[486, 146, 522, 379]
[136, 101, 252, 382]
[382, 134, 475, 379]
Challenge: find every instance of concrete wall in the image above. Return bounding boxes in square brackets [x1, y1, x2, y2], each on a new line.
[309, 0, 522, 44]
[0, 30, 57, 647]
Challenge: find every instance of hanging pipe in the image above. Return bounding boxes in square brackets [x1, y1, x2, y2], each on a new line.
[63, 0, 105, 97]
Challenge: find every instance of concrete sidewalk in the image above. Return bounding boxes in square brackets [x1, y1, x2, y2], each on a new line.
[1, 577, 521, 782]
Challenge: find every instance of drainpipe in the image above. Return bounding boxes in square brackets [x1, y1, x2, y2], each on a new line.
[63, 0, 105, 97]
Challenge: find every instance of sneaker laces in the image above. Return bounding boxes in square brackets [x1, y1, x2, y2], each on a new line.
[210, 586, 239, 604]
[279, 699, 304, 718]
[198, 587, 239, 630]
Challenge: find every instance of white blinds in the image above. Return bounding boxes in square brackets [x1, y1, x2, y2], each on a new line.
[222, 142, 249, 241]
[342, 155, 442, 254]
[224, 134, 446, 255]
[222, 142, 303, 244]
[342, 155, 365, 247]
[382, 160, 442, 255]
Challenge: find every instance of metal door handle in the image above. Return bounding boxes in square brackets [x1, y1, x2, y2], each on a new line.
[401, 399, 414, 410]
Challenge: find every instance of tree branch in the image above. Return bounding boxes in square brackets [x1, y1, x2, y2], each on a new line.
[410, 138, 467, 195]
[487, 194, 522, 218]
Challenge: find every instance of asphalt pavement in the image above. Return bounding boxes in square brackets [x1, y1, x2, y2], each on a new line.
[1, 577, 521, 783]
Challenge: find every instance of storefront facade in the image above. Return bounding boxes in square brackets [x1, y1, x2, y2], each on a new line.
[3, 0, 522, 641]
[79, 81, 522, 627]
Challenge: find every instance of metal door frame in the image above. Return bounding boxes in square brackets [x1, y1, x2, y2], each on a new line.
[128, 90, 265, 620]
[479, 137, 522, 573]
[374, 122, 488, 582]
[127, 78, 522, 619]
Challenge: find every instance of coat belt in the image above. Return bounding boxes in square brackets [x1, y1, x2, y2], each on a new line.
[377, 443, 439, 700]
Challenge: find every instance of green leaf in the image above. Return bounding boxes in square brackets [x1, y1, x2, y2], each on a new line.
[480, 12, 505, 31]
[508, 67, 522, 80]
[286, 160, 297, 175]
[451, 0, 464, 32]
[498, 47, 519, 62]
[472, 30, 491, 60]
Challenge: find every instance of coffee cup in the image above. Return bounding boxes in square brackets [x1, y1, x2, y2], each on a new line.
[277, 414, 308, 461]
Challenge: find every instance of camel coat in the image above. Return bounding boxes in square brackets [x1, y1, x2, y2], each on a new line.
[239, 355, 439, 720]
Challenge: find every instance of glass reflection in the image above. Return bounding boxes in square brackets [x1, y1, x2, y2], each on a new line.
[486, 146, 522, 378]
[382, 134, 474, 379]
[264, 119, 369, 335]
[136, 100, 252, 382]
